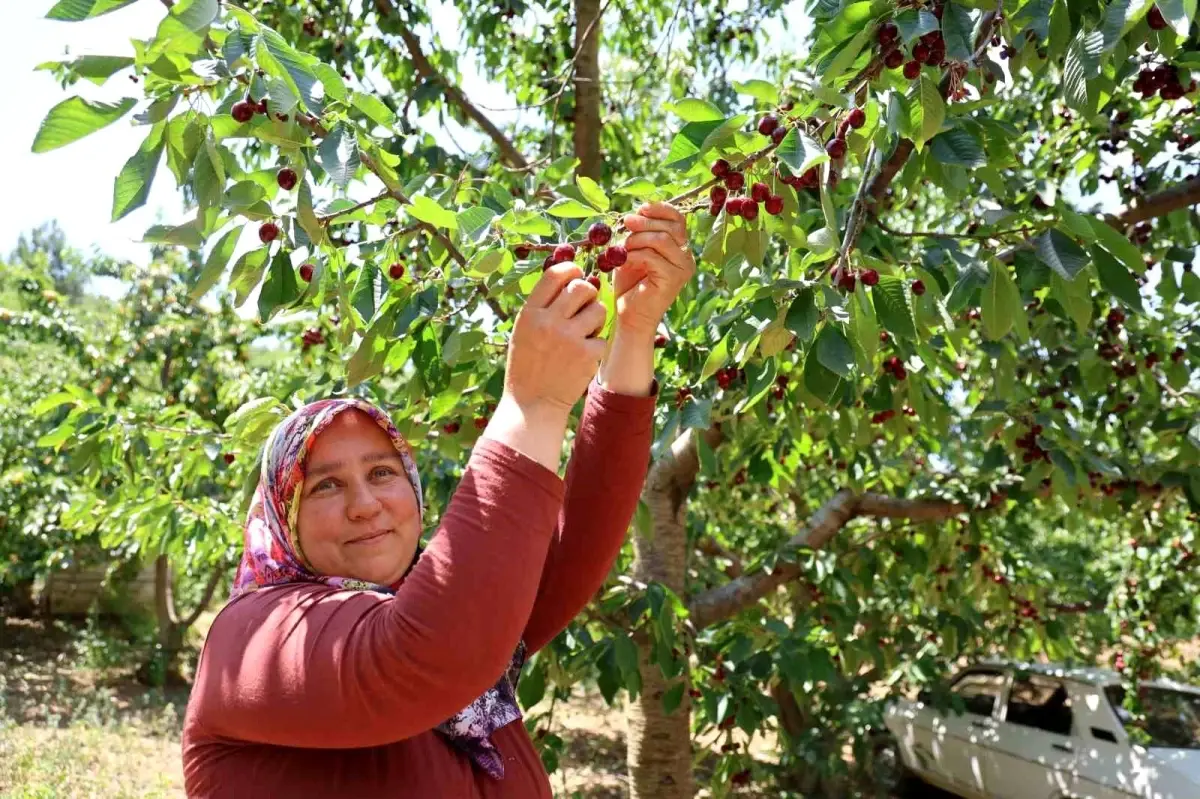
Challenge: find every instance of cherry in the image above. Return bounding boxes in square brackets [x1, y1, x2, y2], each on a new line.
[542, 254, 554, 271]
[654, 333, 668, 348]
[880, 331, 889, 343]
[757, 114, 779, 136]
[742, 201, 760, 221]
[604, 245, 628, 267]
[884, 49, 905, 69]
[710, 185, 728, 206]
[750, 182, 770, 203]
[837, 269, 856, 292]
[725, 171, 745, 191]
[302, 16, 318, 35]
[586, 274, 601, 289]
[299, 263, 314, 282]
[725, 197, 743, 217]
[588, 222, 613, 246]
[911, 279, 926, 296]
[826, 137, 847, 159]
[514, 244, 531, 259]
[277, 167, 298, 191]
[231, 100, 255, 123]
[877, 22, 899, 47]
[388, 262, 405, 280]
[847, 107, 866, 129]
[258, 221, 280, 243]
[1147, 5, 1166, 29]
[442, 421, 461, 434]
[709, 201, 724, 216]
[676, 386, 692, 406]
[256, 99, 269, 115]
[903, 60, 922, 80]
[861, 268, 879, 286]
[595, 249, 613, 273]
[223, 453, 236, 465]
[913, 42, 931, 63]
[765, 194, 784, 215]
[711, 159, 731, 178]
[553, 243, 576, 263]
[771, 126, 789, 145]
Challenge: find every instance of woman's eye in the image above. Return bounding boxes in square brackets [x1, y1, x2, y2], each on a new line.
[372, 465, 396, 479]
[312, 478, 336, 492]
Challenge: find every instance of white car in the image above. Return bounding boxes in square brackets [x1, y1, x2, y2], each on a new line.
[882, 659, 1200, 798]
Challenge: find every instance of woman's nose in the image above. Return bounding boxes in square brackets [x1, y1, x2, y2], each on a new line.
[345, 482, 383, 519]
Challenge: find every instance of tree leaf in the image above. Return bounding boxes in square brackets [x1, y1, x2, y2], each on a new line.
[45, 0, 136, 20]
[940, 2, 977, 62]
[670, 98, 724, 122]
[1102, 0, 1154, 51]
[1087, 217, 1145, 277]
[546, 198, 598, 218]
[1155, 0, 1196, 37]
[981, 261, 1018, 340]
[804, 347, 843, 405]
[1063, 30, 1104, 114]
[191, 225, 241, 300]
[816, 324, 855, 378]
[663, 119, 726, 170]
[852, 284, 879, 365]
[31, 97, 135, 153]
[112, 123, 165, 221]
[785, 289, 819, 343]
[351, 91, 396, 129]
[457, 206, 497, 242]
[916, 75, 945, 146]
[351, 262, 380, 324]
[776, 129, 829, 176]
[577, 176, 610, 212]
[821, 24, 874, 86]
[406, 195, 457, 229]
[930, 128, 987, 168]
[873, 276, 918, 340]
[1049, 271, 1092, 332]
[317, 122, 360, 188]
[732, 79, 780, 104]
[257, 27, 322, 113]
[1092, 246, 1143, 312]
[258, 250, 301, 321]
[1035, 228, 1091, 280]
[37, 54, 134, 85]
[229, 247, 270, 306]
[894, 9, 939, 42]
[700, 335, 730, 381]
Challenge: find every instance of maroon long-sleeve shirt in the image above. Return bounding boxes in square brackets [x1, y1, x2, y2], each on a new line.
[182, 381, 656, 797]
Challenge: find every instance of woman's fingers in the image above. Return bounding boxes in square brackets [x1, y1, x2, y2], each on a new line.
[622, 202, 687, 247]
[622, 231, 693, 273]
[528, 262, 584, 309]
[548, 276, 600, 319]
[569, 299, 609, 339]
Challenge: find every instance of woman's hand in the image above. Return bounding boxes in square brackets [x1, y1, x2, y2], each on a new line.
[612, 202, 696, 338]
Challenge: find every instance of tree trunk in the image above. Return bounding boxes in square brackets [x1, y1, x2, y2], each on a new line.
[625, 428, 719, 799]
[144, 555, 224, 685]
[572, 0, 604, 179]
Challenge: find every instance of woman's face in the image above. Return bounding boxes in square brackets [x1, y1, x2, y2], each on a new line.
[295, 409, 421, 586]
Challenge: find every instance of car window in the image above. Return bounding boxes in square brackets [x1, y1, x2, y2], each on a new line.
[1106, 686, 1200, 749]
[1005, 674, 1073, 735]
[951, 671, 1006, 717]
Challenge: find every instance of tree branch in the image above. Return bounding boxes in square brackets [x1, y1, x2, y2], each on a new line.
[180, 562, 226, 629]
[388, 15, 531, 170]
[686, 492, 967, 631]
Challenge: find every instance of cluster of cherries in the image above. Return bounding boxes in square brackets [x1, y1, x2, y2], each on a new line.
[231, 93, 285, 124]
[708, 159, 783, 220]
[1134, 63, 1194, 101]
[870, 405, 916, 425]
[256, 169, 303, 245]
[516, 223, 628, 289]
[300, 327, 325, 351]
[881, 355, 907, 381]
[1014, 424, 1051, 465]
[877, 14, 948, 81]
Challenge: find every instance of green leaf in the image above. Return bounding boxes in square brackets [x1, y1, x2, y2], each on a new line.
[852, 285, 879, 365]
[732, 79, 780, 104]
[351, 92, 396, 129]
[776, 129, 829, 176]
[930, 128, 987, 168]
[222, 180, 266, 211]
[894, 9, 939, 42]
[577, 176, 610, 212]
[1063, 31, 1104, 114]
[351, 262, 380, 324]
[915, 75, 945, 146]
[785, 289, 819, 343]
[191, 225, 241, 300]
[804, 347, 843, 405]
[313, 64, 347, 102]
[457, 206, 497, 242]
[946, 262, 989, 313]
[31, 97, 135, 153]
[1155, 0, 1196, 37]
[546, 198, 598, 218]
[257, 27, 322, 113]
[940, 3, 976, 61]
[815, 324, 855, 378]
[822, 24, 874, 86]
[613, 177, 660, 197]
[1092, 246, 1143, 312]
[317, 123, 360, 188]
[1035, 228, 1091, 280]
[466, 248, 510, 277]
[1102, 0, 1154, 51]
[37, 54, 134, 85]
[663, 119, 726, 170]
[112, 123, 165, 221]
[1049, 271, 1092, 332]
[1087, 217, 1145, 277]
[229, 247, 270, 306]
[259, 250, 301, 320]
[873, 276, 918, 340]
[45, 0, 136, 20]
[981, 261, 1018, 340]
[670, 98, 725, 122]
[406, 195, 457, 229]
[517, 658, 546, 708]
[1047, 0, 1072, 62]
[701, 335, 731, 382]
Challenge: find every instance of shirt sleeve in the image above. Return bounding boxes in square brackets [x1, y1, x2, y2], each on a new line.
[521, 378, 658, 654]
[188, 439, 564, 749]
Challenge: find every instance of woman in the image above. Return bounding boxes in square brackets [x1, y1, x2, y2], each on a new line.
[182, 203, 696, 797]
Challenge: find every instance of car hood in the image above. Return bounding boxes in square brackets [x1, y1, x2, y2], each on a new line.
[1147, 748, 1200, 786]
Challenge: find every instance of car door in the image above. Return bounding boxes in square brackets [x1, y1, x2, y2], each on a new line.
[935, 668, 1008, 796]
[983, 672, 1077, 799]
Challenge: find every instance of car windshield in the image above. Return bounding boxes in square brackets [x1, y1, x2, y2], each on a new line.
[1106, 685, 1200, 750]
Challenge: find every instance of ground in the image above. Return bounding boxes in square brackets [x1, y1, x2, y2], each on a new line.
[0, 614, 785, 798]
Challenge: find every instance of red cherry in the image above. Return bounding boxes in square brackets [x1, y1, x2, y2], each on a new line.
[542, 254, 554, 271]
[1147, 5, 1166, 29]
[587, 222, 613, 246]
[231, 100, 255, 123]
[299, 263, 314, 282]
[765, 194, 784, 215]
[877, 22, 899, 46]
[442, 421, 461, 434]
[725, 172, 745, 191]
[711, 159, 731, 178]
[757, 114, 779, 136]
[912, 42, 931, 63]
[258, 221, 280, 243]
[903, 60, 922, 80]
[223, 453, 236, 465]
[826, 137, 847, 159]
[750, 182, 770, 203]
[276, 167, 298, 191]
[847, 108, 866, 129]
[884, 49, 905, 69]
[654, 333, 668, 348]
[388, 262, 405, 280]
[514, 244, 531, 259]
[861, 268, 879, 286]
[725, 197, 744, 216]
[742, 201, 760, 221]
[771, 126, 788, 145]
[604, 245, 628, 267]
[912, 279, 926, 296]
[474, 417, 488, 430]
[586, 274, 601, 289]
[710, 185, 728, 206]
[553, 243, 576, 263]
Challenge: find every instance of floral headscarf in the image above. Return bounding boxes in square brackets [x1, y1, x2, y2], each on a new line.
[230, 398, 526, 779]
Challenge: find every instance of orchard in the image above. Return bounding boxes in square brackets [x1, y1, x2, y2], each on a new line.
[9, 0, 1200, 795]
